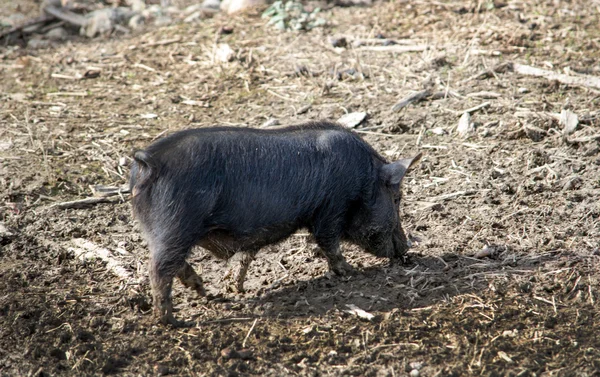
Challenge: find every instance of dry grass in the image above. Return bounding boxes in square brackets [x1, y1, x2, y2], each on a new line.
[1, 0, 600, 375]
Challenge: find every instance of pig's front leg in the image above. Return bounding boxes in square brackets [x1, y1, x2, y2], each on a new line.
[176, 262, 206, 297]
[315, 239, 355, 276]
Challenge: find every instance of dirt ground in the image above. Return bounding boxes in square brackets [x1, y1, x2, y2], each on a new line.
[2, 0, 600, 376]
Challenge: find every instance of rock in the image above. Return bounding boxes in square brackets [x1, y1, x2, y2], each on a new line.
[1, 13, 25, 27]
[82, 8, 137, 38]
[45, 27, 68, 41]
[560, 109, 579, 135]
[0, 140, 13, 151]
[562, 176, 582, 191]
[221, 0, 266, 15]
[456, 112, 474, 137]
[126, 0, 146, 12]
[0, 222, 15, 243]
[27, 38, 50, 49]
[430, 127, 446, 135]
[215, 43, 235, 62]
[337, 112, 367, 128]
[202, 0, 221, 10]
[83, 9, 114, 37]
[409, 370, 420, 377]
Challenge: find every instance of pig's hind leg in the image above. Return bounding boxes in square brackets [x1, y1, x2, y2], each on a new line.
[148, 241, 192, 326]
[223, 251, 256, 294]
[176, 262, 206, 297]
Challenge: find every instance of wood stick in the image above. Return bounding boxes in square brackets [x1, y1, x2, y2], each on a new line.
[358, 45, 429, 53]
[0, 15, 53, 40]
[426, 190, 484, 202]
[460, 62, 512, 83]
[49, 197, 117, 209]
[242, 319, 259, 348]
[68, 238, 133, 280]
[391, 88, 433, 111]
[462, 101, 491, 114]
[513, 63, 600, 91]
[43, 5, 87, 28]
[143, 37, 182, 47]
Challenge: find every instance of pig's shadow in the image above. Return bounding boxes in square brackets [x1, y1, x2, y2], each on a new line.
[233, 252, 552, 319]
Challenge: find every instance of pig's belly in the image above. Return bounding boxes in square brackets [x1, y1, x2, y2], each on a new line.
[197, 224, 302, 259]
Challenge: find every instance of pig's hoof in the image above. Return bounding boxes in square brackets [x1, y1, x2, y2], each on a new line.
[156, 313, 180, 327]
[159, 315, 194, 328]
[331, 260, 355, 276]
[222, 282, 245, 295]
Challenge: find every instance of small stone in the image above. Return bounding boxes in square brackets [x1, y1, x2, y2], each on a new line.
[45, 27, 69, 41]
[220, 347, 252, 360]
[409, 369, 420, 377]
[584, 146, 599, 157]
[518, 87, 529, 94]
[562, 176, 582, 191]
[329, 36, 347, 48]
[0, 140, 13, 151]
[219, 25, 234, 34]
[430, 127, 446, 135]
[221, 347, 238, 359]
[215, 43, 235, 62]
[237, 349, 253, 360]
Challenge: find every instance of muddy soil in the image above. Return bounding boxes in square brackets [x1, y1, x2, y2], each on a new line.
[1, 0, 600, 376]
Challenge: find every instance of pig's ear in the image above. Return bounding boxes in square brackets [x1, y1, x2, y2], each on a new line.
[380, 152, 422, 186]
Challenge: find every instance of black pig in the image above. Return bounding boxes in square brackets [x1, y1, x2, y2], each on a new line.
[130, 121, 421, 325]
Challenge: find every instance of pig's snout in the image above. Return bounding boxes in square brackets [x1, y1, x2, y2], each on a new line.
[392, 227, 410, 258]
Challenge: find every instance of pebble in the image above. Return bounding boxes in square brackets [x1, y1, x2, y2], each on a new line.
[45, 27, 68, 41]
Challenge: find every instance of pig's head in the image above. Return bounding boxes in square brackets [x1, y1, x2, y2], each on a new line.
[347, 153, 422, 260]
